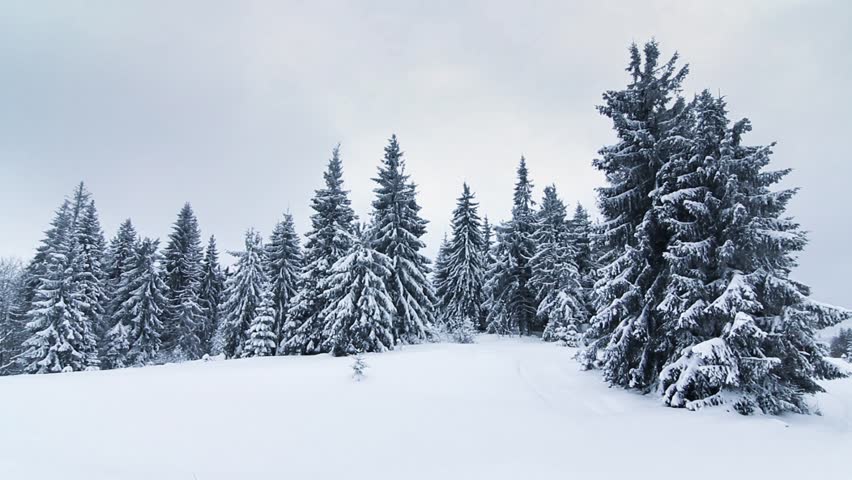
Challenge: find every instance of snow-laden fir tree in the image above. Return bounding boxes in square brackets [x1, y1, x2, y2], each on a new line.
[431, 234, 451, 326]
[71, 200, 108, 341]
[265, 213, 302, 344]
[0, 258, 25, 373]
[440, 183, 486, 336]
[657, 92, 851, 414]
[370, 134, 435, 343]
[530, 185, 587, 345]
[17, 183, 94, 327]
[319, 238, 396, 356]
[199, 235, 225, 354]
[19, 201, 99, 373]
[242, 285, 277, 358]
[481, 216, 496, 273]
[104, 219, 139, 319]
[218, 229, 268, 359]
[105, 238, 167, 367]
[161, 203, 205, 359]
[567, 203, 596, 316]
[484, 157, 537, 335]
[282, 145, 357, 354]
[829, 329, 852, 358]
[580, 41, 689, 388]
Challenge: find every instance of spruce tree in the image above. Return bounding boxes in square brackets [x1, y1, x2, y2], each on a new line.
[104, 219, 139, 319]
[199, 235, 225, 354]
[319, 239, 396, 356]
[282, 145, 357, 354]
[71, 200, 108, 342]
[369, 134, 435, 343]
[530, 186, 586, 345]
[431, 234, 452, 326]
[441, 183, 486, 335]
[0, 258, 25, 373]
[19, 202, 99, 373]
[484, 157, 537, 335]
[581, 41, 689, 387]
[567, 203, 596, 316]
[162, 203, 205, 359]
[242, 285, 277, 358]
[218, 230, 267, 359]
[265, 214, 302, 343]
[481, 216, 496, 272]
[658, 92, 851, 414]
[106, 238, 167, 367]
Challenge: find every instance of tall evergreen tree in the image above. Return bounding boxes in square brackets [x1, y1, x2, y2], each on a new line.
[431, 234, 452, 325]
[282, 145, 357, 355]
[18, 184, 90, 327]
[71, 200, 108, 341]
[319, 239, 396, 356]
[481, 216, 496, 271]
[162, 203, 204, 359]
[441, 183, 486, 334]
[242, 285, 277, 358]
[584, 42, 850, 414]
[19, 202, 99, 373]
[265, 214, 303, 344]
[0, 258, 25, 374]
[104, 219, 140, 319]
[199, 235, 225, 354]
[581, 41, 689, 388]
[218, 230, 267, 359]
[567, 203, 596, 316]
[105, 238, 167, 367]
[529, 186, 586, 345]
[484, 157, 537, 335]
[370, 134, 435, 343]
[657, 92, 850, 414]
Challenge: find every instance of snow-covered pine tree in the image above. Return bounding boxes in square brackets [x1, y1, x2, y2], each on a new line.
[441, 183, 486, 336]
[162, 203, 205, 359]
[104, 219, 139, 318]
[431, 234, 452, 327]
[580, 41, 689, 388]
[568, 204, 593, 272]
[71, 200, 108, 344]
[281, 145, 357, 355]
[481, 216, 496, 273]
[369, 134, 435, 343]
[19, 201, 99, 373]
[106, 238, 167, 367]
[567, 203, 596, 316]
[530, 185, 587, 345]
[199, 235, 225, 354]
[218, 229, 268, 359]
[242, 285, 277, 358]
[265, 213, 302, 344]
[0, 258, 25, 374]
[484, 157, 537, 335]
[829, 329, 852, 358]
[17, 183, 93, 327]
[658, 92, 851, 414]
[319, 239, 396, 356]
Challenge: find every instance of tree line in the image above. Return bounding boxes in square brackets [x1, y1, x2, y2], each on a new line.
[1, 40, 848, 415]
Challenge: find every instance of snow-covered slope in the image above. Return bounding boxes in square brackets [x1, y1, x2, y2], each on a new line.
[1, 336, 849, 480]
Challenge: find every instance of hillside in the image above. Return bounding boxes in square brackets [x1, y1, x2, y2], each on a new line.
[1, 336, 849, 480]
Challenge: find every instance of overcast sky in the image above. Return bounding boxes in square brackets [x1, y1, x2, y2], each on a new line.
[1, 0, 849, 306]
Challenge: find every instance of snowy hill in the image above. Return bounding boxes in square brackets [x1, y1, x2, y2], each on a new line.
[1, 336, 850, 480]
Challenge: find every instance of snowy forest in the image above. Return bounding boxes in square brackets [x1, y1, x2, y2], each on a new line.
[1, 40, 849, 416]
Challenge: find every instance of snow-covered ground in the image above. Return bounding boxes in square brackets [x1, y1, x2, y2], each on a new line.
[1, 336, 850, 480]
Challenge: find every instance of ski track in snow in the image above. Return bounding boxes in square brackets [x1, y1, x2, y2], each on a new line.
[0, 335, 850, 480]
